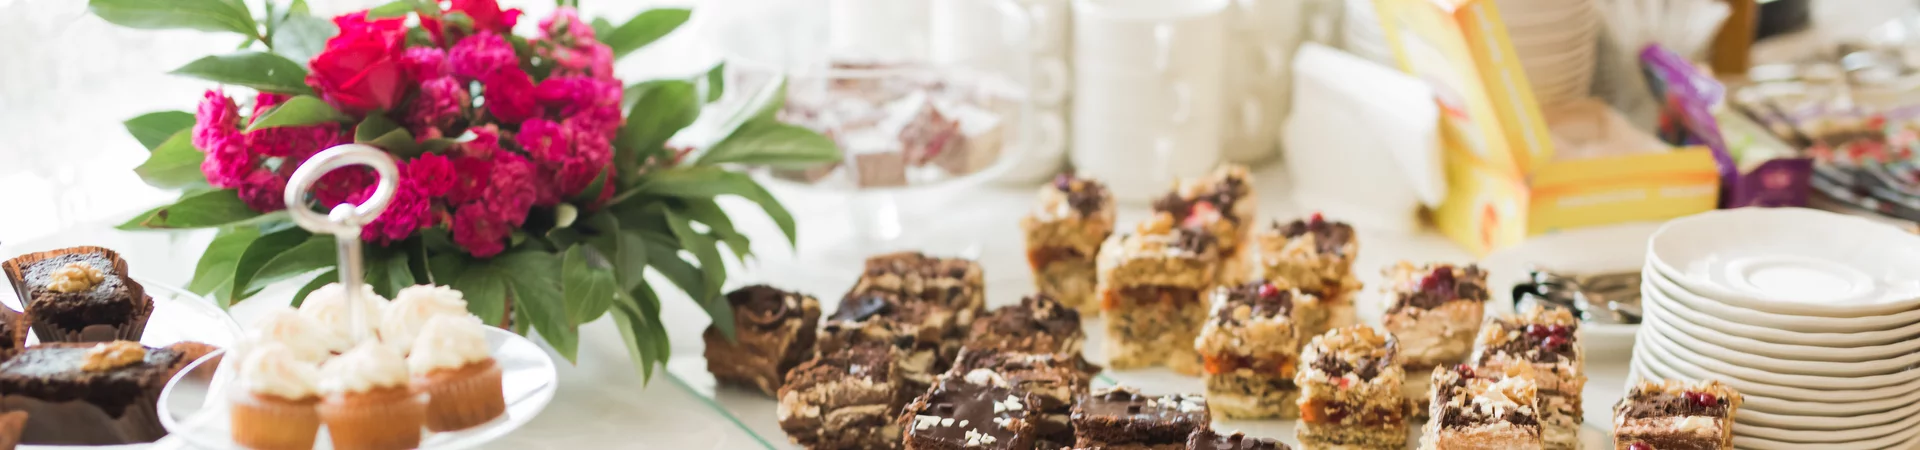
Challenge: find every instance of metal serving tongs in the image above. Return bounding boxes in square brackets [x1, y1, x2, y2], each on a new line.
[282, 144, 399, 343]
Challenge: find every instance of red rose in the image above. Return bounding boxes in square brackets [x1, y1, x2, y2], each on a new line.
[306, 12, 411, 115]
[422, 0, 523, 46]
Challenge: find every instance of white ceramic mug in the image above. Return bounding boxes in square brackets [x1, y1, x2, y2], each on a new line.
[1070, 0, 1227, 202]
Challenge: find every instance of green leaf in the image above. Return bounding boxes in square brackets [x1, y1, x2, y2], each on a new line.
[663, 209, 726, 300]
[273, 14, 336, 64]
[237, 234, 335, 299]
[614, 80, 699, 176]
[446, 259, 513, 327]
[225, 227, 310, 299]
[562, 246, 617, 324]
[495, 252, 576, 362]
[89, 0, 258, 36]
[189, 227, 262, 307]
[640, 231, 705, 302]
[702, 63, 726, 103]
[601, 8, 691, 59]
[124, 111, 196, 151]
[621, 168, 796, 245]
[287, 0, 309, 16]
[363, 251, 414, 299]
[118, 189, 264, 230]
[695, 120, 841, 167]
[680, 199, 751, 261]
[366, 0, 413, 18]
[354, 114, 420, 157]
[247, 95, 347, 131]
[590, 17, 614, 40]
[584, 214, 649, 292]
[291, 268, 338, 307]
[171, 51, 310, 95]
[609, 289, 667, 382]
[133, 131, 209, 190]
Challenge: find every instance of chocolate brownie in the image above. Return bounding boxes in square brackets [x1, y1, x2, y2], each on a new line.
[948, 348, 1096, 446]
[899, 371, 1041, 449]
[777, 343, 905, 449]
[1612, 380, 1740, 450]
[0, 341, 187, 444]
[965, 295, 1084, 355]
[2, 247, 153, 343]
[1070, 386, 1209, 449]
[1188, 429, 1289, 450]
[0, 307, 24, 362]
[704, 285, 822, 396]
[820, 291, 954, 391]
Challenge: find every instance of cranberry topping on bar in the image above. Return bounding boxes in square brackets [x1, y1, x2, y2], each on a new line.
[1275, 214, 1355, 256]
[1153, 169, 1250, 224]
[1479, 307, 1581, 363]
[1213, 281, 1297, 326]
[1394, 264, 1489, 311]
[1052, 173, 1108, 217]
[1618, 388, 1731, 419]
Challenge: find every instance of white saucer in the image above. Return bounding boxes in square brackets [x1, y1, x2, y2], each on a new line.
[1739, 400, 1920, 431]
[1644, 274, 1920, 346]
[1643, 296, 1920, 378]
[1647, 208, 1920, 317]
[1733, 425, 1920, 450]
[1645, 268, 1920, 333]
[1636, 328, 1920, 402]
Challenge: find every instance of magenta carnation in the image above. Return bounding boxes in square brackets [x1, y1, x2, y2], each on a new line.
[457, 124, 504, 160]
[236, 169, 289, 212]
[450, 152, 539, 257]
[482, 67, 540, 124]
[516, 119, 571, 164]
[407, 152, 457, 198]
[200, 143, 254, 189]
[363, 176, 432, 243]
[446, 154, 493, 205]
[449, 32, 518, 81]
[193, 90, 242, 153]
[400, 47, 450, 81]
[404, 77, 470, 138]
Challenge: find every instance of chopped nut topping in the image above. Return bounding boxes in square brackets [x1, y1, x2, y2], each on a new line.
[47, 262, 105, 293]
[82, 341, 145, 372]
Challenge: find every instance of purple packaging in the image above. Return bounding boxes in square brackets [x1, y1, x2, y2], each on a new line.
[1641, 45, 1814, 208]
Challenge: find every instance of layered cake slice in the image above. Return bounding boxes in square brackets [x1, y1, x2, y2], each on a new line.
[965, 294, 1085, 355]
[1254, 215, 1361, 346]
[1294, 325, 1407, 450]
[1420, 364, 1545, 450]
[1196, 280, 1310, 419]
[703, 285, 822, 396]
[1380, 262, 1489, 370]
[1189, 429, 1291, 449]
[2, 247, 154, 343]
[777, 343, 906, 450]
[947, 349, 1095, 447]
[1612, 379, 1740, 450]
[1021, 174, 1116, 315]
[1473, 306, 1586, 450]
[1069, 385, 1210, 449]
[1153, 165, 1255, 285]
[819, 291, 954, 391]
[1096, 214, 1219, 374]
[898, 370, 1042, 450]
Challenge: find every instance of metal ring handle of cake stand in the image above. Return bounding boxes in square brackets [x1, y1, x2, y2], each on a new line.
[284, 144, 398, 343]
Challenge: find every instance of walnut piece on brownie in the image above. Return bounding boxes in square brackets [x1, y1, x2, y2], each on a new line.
[1196, 280, 1310, 419]
[1473, 306, 1586, 450]
[1189, 429, 1291, 449]
[1021, 173, 1117, 315]
[1069, 385, 1210, 449]
[818, 291, 954, 392]
[1380, 262, 1490, 370]
[1612, 379, 1740, 450]
[1152, 165, 1256, 285]
[897, 370, 1041, 450]
[1420, 364, 1545, 450]
[965, 294, 1085, 355]
[947, 348, 1096, 447]
[703, 285, 822, 397]
[1096, 214, 1219, 374]
[777, 343, 904, 449]
[1294, 325, 1407, 450]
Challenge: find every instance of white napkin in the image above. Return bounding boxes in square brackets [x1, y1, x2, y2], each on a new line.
[1282, 43, 1443, 232]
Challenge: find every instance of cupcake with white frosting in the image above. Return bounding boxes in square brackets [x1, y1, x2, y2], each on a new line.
[299, 283, 388, 348]
[409, 315, 504, 431]
[229, 342, 323, 450]
[317, 342, 423, 450]
[250, 306, 347, 362]
[379, 285, 470, 354]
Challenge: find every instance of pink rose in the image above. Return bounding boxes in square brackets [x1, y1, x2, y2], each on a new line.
[305, 12, 411, 114]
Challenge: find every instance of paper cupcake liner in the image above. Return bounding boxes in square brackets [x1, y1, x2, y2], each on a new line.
[1, 246, 138, 308]
[230, 392, 320, 450]
[417, 359, 506, 432]
[25, 294, 152, 344]
[319, 387, 425, 450]
[0, 392, 164, 445]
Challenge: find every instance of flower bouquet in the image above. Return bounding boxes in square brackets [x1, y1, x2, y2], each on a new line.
[95, 0, 840, 378]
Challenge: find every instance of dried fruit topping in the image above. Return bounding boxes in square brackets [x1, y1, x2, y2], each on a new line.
[1627, 442, 1653, 450]
[1053, 173, 1074, 191]
[1685, 392, 1718, 408]
[1258, 283, 1281, 299]
[1541, 335, 1569, 352]
[1309, 212, 1325, 227]
[1419, 268, 1456, 295]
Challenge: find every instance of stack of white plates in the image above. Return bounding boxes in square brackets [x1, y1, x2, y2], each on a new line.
[1340, 0, 1394, 65]
[1635, 208, 1920, 450]
[1496, 0, 1599, 106]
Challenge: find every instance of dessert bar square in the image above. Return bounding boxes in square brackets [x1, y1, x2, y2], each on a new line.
[1189, 429, 1291, 450]
[1380, 262, 1489, 370]
[1420, 364, 1544, 450]
[948, 349, 1096, 447]
[853, 251, 986, 333]
[1473, 307, 1586, 450]
[778, 343, 906, 450]
[1021, 174, 1116, 315]
[1612, 379, 1740, 450]
[2, 247, 154, 343]
[1070, 386, 1210, 449]
[819, 291, 954, 390]
[0, 341, 190, 445]
[1196, 280, 1309, 419]
[899, 371, 1042, 450]
[1253, 214, 1358, 292]
[965, 295, 1085, 355]
[703, 285, 822, 397]
[1294, 325, 1408, 450]
[1097, 215, 1219, 374]
[1152, 165, 1255, 285]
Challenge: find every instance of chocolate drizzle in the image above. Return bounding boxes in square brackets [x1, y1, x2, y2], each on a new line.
[1173, 228, 1218, 255]
[1309, 339, 1397, 381]
[1153, 174, 1248, 224]
[1275, 218, 1355, 255]
[1215, 281, 1295, 325]
[1619, 391, 1731, 420]
[1054, 174, 1109, 217]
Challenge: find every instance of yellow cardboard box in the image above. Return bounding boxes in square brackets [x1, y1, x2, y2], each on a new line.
[1372, 0, 1720, 255]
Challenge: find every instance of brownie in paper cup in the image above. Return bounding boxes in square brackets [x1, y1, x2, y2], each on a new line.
[2, 246, 153, 343]
[0, 341, 193, 445]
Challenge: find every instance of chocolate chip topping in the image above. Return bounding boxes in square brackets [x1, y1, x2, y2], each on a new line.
[828, 293, 894, 323]
[1619, 390, 1731, 420]
[1275, 218, 1355, 255]
[1189, 429, 1288, 450]
[1054, 174, 1109, 217]
[1309, 342, 1397, 381]
[1394, 265, 1490, 312]
[977, 295, 1082, 342]
[1432, 366, 1540, 430]
[905, 377, 1033, 447]
[1152, 174, 1248, 224]
[1173, 228, 1218, 255]
[1485, 321, 1578, 363]
[727, 285, 800, 329]
[1216, 281, 1295, 325]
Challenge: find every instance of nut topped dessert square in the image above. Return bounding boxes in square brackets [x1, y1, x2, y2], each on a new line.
[1097, 214, 1219, 374]
[778, 343, 906, 450]
[703, 285, 822, 397]
[1473, 307, 1586, 450]
[819, 291, 955, 390]
[1253, 213, 1359, 291]
[0, 341, 192, 444]
[2, 247, 154, 343]
[1069, 385, 1210, 449]
[1294, 325, 1407, 450]
[1153, 165, 1255, 284]
[965, 294, 1084, 355]
[898, 370, 1042, 450]
[1612, 380, 1740, 450]
[852, 251, 986, 330]
[947, 348, 1096, 447]
[1196, 280, 1311, 419]
[1380, 262, 1489, 370]
[1021, 173, 1116, 314]
[1188, 429, 1291, 450]
[1421, 364, 1545, 450]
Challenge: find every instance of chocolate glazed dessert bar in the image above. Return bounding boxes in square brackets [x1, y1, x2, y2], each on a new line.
[1153, 165, 1255, 285]
[1472, 306, 1586, 450]
[947, 349, 1096, 447]
[1294, 325, 1407, 450]
[964, 294, 1085, 355]
[819, 291, 954, 393]
[1069, 386, 1210, 450]
[0, 341, 190, 445]
[851, 251, 987, 369]
[1096, 214, 1219, 374]
[1254, 215, 1361, 349]
[2, 247, 154, 343]
[1612, 380, 1740, 450]
[898, 370, 1042, 450]
[1196, 280, 1310, 419]
[1021, 174, 1116, 315]
[1189, 429, 1291, 450]
[703, 285, 822, 397]
[1420, 364, 1545, 450]
[777, 343, 905, 450]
